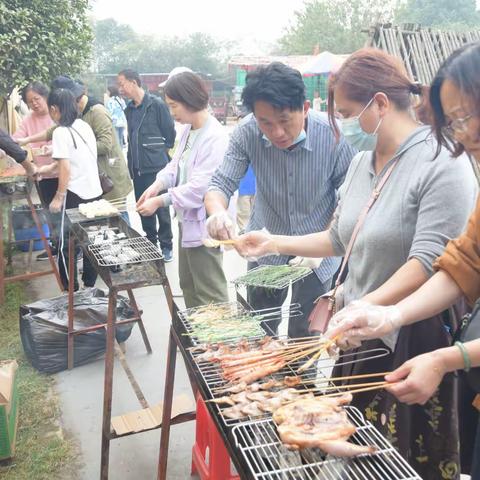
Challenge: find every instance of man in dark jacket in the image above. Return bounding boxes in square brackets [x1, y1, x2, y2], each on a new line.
[118, 69, 176, 261]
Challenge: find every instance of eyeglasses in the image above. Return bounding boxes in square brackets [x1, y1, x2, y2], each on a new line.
[443, 114, 473, 137]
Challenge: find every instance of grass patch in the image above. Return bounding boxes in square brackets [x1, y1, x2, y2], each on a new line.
[0, 282, 76, 480]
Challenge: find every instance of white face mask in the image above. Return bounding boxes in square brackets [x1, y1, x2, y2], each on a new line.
[340, 97, 382, 151]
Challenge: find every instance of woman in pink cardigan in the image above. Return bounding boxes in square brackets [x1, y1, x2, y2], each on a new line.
[137, 72, 229, 308]
[13, 81, 57, 260]
[13, 82, 56, 203]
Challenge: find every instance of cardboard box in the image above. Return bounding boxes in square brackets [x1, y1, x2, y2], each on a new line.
[0, 360, 19, 460]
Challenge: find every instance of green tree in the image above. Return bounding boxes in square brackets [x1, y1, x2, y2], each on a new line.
[277, 0, 398, 55]
[0, 0, 93, 95]
[395, 0, 480, 30]
[93, 18, 229, 76]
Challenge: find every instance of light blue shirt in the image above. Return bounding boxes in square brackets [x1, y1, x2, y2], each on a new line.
[209, 110, 356, 282]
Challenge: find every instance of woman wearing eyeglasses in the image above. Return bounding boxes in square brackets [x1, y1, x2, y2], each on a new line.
[327, 42, 480, 477]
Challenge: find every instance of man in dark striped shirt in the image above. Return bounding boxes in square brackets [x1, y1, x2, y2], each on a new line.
[205, 62, 356, 338]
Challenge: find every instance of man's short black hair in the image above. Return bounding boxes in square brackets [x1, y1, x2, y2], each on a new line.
[118, 69, 142, 87]
[241, 62, 306, 112]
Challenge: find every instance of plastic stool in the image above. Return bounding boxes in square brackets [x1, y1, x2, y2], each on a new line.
[191, 395, 240, 480]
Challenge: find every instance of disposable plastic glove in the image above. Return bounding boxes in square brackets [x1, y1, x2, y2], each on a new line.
[205, 210, 235, 240]
[326, 301, 403, 351]
[288, 256, 323, 269]
[234, 228, 279, 262]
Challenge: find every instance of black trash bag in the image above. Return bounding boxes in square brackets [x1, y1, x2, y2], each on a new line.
[20, 288, 136, 373]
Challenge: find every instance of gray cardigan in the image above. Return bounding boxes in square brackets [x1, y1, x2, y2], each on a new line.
[330, 126, 477, 312]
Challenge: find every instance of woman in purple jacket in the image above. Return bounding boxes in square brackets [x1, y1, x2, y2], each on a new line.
[137, 72, 229, 308]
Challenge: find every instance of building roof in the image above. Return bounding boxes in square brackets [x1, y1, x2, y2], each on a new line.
[367, 23, 480, 84]
[228, 55, 314, 71]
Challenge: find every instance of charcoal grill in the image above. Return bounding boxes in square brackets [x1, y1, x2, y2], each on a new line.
[187, 330, 389, 427]
[233, 265, 313, 290]
[178, 302, 302, 346]
[88, 236, 163, 267]
[232, 407, 422, 480]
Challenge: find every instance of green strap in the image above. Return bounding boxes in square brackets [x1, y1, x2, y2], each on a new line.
[455, 341, 471, 372]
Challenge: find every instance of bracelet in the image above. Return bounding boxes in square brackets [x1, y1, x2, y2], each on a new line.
[56, 190, 67, 198]
[454, 341, 471, 372]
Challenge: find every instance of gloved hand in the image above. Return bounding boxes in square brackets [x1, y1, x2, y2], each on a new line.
[288, 256, 323, 269]
[234, 229, 279, 261]
[136, 180, 164, 208]
[205, 210, 235, 240]
[326, 301, 403, 350]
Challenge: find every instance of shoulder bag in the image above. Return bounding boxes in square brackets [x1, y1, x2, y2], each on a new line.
[308, 158, 399, 333]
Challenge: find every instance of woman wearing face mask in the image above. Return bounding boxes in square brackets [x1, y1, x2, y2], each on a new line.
[328, 42, 480, 478]
[136, 72, 229, 308]
[234, 48, 477, 478]
[36, 88, 102, 291]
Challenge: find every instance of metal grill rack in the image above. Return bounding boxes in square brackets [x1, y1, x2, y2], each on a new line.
[232, 265, 312, 290]
[189, 334, 389, 427]
[232, 407, 422, 480]
[179, 303, 302, 346]
[88, 237, 163, 267]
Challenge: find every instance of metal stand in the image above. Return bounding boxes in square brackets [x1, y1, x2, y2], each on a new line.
[64, 211, 196, 480]
[0, 180, 62, 303]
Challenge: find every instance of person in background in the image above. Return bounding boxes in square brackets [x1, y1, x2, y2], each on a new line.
[105, 85, 127, 147]
[236, 165, 255, 234]
[12, 81, 57, 260]
[312, 90, 325, 111]
[137, 72, 228, 307]
[327, 42, 480, 478]
[205, 62, 355, 338]
[118, 69, 176, 261]
[17, 77, 133, 218]
[35, 88, 102, 291]
[234, 49, 478, 478]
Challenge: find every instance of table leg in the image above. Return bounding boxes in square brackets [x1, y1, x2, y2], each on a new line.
[7, 198, 12, 266]
[126, 289, 152, 354]
[157, 326, 177, 480]
[26, 192, 62, 290]
[67, 233, 75, 370]
[100, 290, 117, 480]
[0, 205, 4, 304]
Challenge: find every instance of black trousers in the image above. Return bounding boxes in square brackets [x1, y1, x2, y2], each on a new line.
[58, 190, 100, 291]
[246, 261, 330, 338]
[132, 171, 172, 250]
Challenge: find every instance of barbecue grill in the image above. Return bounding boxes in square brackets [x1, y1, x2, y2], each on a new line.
[232, 265, 313, 290]
[186, 328, 389, 427]
[232, 407, 422, 480]
[178, 302, 302, 346]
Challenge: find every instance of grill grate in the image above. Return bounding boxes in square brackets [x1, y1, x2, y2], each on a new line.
[189, 331, 389, 427]
[88, 237, 163, 267]
[179, 303, 302, 346]
[232, 407, 422, 480]
[232, 265, 312, 290]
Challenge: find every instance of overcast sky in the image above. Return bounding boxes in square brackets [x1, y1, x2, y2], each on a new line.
[91, 0, 306, 44]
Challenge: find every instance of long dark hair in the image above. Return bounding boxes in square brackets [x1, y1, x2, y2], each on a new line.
[48, 88, 78, 127]
[327, 48, 422, 138]
[430, 42, 480, 157]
